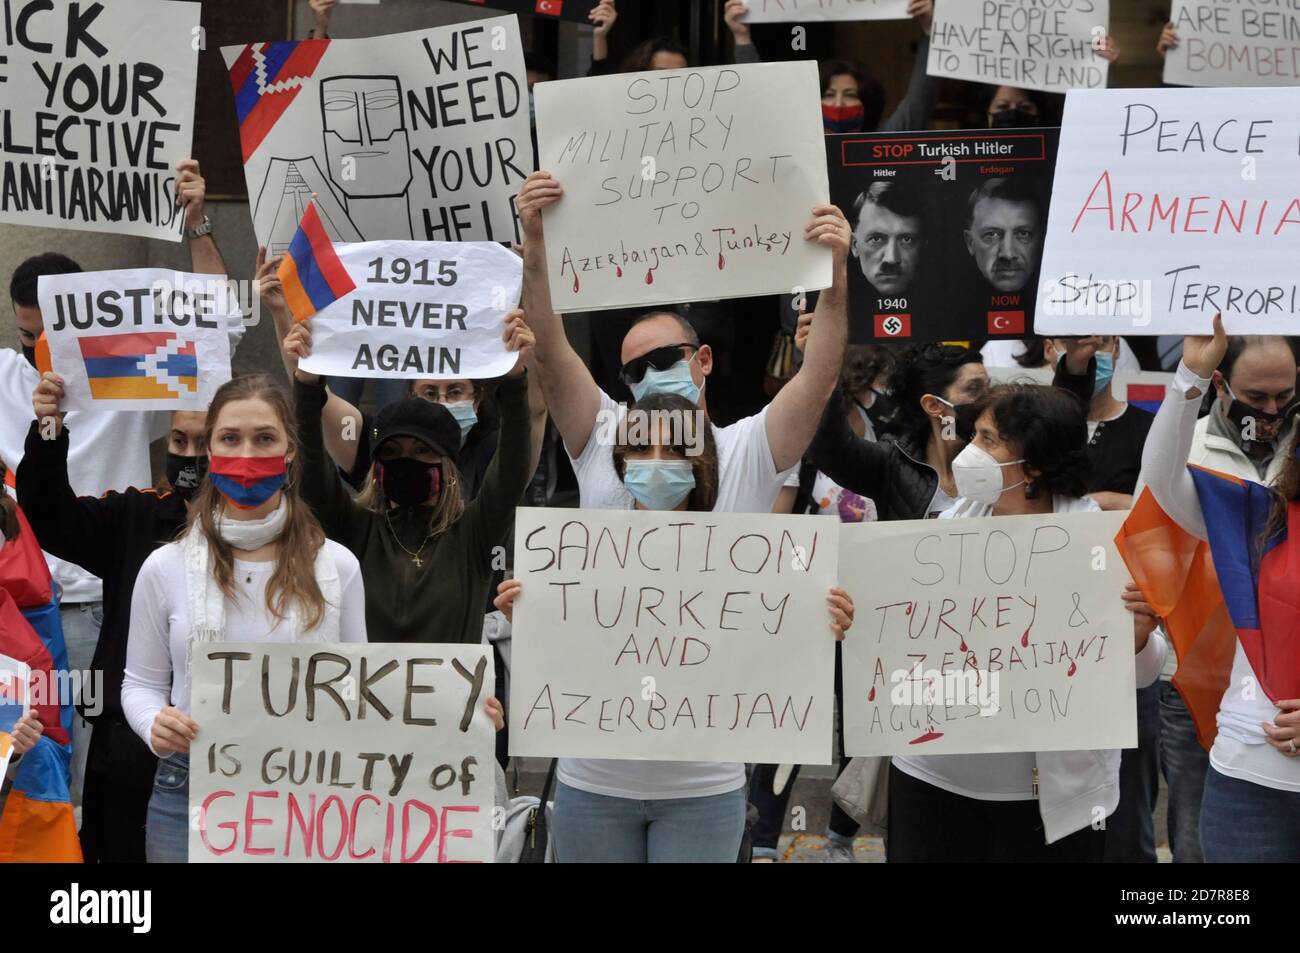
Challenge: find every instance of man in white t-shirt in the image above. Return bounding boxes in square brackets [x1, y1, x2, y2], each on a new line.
[1, 159, 234, 802]
[515, 170, 851, 514]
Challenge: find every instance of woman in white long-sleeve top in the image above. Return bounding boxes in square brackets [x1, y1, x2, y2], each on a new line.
[887, 384, 1168, 862]
[1137, 315, 1300, 863]
[121, 375, 369, 863]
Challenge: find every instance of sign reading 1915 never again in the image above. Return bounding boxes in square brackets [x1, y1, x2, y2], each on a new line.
[1035, 86, 1300, 336]
[0, 0, 201, 241]
[534, 61, 832, 313]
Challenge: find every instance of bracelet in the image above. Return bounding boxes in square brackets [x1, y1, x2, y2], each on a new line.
[185, 215, 213, 240]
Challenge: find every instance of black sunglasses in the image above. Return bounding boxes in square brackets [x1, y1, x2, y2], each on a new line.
[619, 343, 696, 387]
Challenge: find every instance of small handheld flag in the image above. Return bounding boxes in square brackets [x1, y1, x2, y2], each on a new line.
[277, 200, 357, 323]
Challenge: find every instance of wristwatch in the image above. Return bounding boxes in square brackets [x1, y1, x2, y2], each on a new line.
[185, 215, 213, 240]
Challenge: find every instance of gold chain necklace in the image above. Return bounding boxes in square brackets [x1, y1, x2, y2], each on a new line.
[385, 510, 436, 567]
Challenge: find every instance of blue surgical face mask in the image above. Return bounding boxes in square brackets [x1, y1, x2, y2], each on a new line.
[630, 356, 701, 404]
[445, 400, 478, 444]
[1093, 350, 1115, 396]
[623, 460, 695, 511]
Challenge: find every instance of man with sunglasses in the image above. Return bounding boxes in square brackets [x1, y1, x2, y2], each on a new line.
[515, 169, 851, 514]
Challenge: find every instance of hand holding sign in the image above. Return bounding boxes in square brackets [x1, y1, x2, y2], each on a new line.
[517, 170, 564, 244]
[9, 710, 43, 756]
[151, 705, 198, 757]
[1182, 312, 1228, 382]
[32, 373, 66, 438]
[174, 159, 207, 231]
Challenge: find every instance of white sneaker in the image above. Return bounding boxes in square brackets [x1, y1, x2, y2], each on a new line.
[823, 839, 855, 863]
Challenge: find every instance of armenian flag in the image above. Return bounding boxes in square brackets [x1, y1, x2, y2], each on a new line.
[1117, 466, 1300, 750]
[277, 201, 357, 322]
[78, 332, 198, 401]
[228, 40, 330, 163]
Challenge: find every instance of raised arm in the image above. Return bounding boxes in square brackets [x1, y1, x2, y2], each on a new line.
[176, 160, 225, 276]
[1140, 315, 1227, 540]
[880, 4, 939, 133]
[808, 387, 901, 501]
[765, 205, 851, 472]
[517, 171, 604, 457]
[293, 371, 372, 551]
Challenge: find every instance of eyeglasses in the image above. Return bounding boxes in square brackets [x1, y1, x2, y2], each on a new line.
[414, 383, 476, 403]
[619, 344, 696, 387]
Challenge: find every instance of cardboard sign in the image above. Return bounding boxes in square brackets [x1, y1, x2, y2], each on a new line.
[840, 511, 1137, 756]
[829, 128, 1059, 343]
[189, 642, 496, 864]
[0, 0, 200, 241]
[534, 61, 833, 312]
[37, 269, 236, 413]
[1164, 0, 1300, 87]
[929, 0, 1110, 94]
[298, 240, 522, 381]
[223, 16, 532, 255]
[509, 509, 840, 764]
[742, 0, 910, 23]
[1035, 87, 1300, 336]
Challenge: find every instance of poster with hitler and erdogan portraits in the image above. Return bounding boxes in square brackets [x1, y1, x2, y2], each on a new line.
[827, 129, 1060, 343]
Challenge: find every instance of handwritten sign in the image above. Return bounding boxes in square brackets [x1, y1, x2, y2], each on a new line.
[299, 240, 521, 381]
[928, 0, 1110, 94]
[1035, 87, 1300, 336]
[829, 128, 1059, 343]
[189, 642, 496, 864]
[534, 62, 832, 312]
[37, 269, 236, 413]
[223, 16, 532, 256]
[840, 511, 1136, 756]
[0, 0, 200, 241]
[508, 509, 840, 763]
[1164, 0, 1300, 87]
[742, 0, 910, 23]
[442, 0, 597, 23]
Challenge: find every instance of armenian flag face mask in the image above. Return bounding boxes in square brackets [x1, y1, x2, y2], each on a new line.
[208, 455, 288, 509]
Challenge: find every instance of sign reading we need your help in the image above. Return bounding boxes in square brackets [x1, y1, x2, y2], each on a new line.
[1036, 87, 1300, 336]
[840, 512, 1136, 757]
[509, 509, 839, 764]
[742, 0, 910, 23]
[1164, 0, 1300, 87]
[224, 15, 531, 256]
[929, 0, 1110, 94]
[37, 269, 235, 413]
[298, 240, 522, 381]
[189, 643, 496, 864]
[534, 61, 832, 312]
[0, 0, 201, 241]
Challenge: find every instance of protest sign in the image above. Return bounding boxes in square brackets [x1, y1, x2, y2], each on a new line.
[298, 240, 522, 381]
[442, 0, 597, 23]
[0, 654, 31, 778]
[928, 0, 1110, 94]
[37, 269, 236, 413]
[189, 642, 496, 864]
[1035, 87, 1300, 336]
[534, 61, 832, 312]
[1164, 0, 1300, 87]
[742, 0, 910, 23]
[509, 509, 840, 763]
[0, 0, 200, 241]
[828, 128, 1059, 343]
[223, 16, 532, 255]
[987, 364, 1174, 414]
[840, 511, 1137, 757]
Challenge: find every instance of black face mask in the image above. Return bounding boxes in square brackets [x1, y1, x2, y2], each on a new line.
[165, 453, 207, 502]
[1223, 392, 1291, 456]
[377, 457, 442, 508]
[990, 107, 1039, 129]
[859, 389, 898, 430]
[22, 344, 37, 369]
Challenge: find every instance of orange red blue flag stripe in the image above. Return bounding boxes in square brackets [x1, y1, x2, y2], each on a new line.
[278, 201, 357, 322]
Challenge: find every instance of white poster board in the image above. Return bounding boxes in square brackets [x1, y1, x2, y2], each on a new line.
[37, 269, 236, 413]
[534, 61, 833, 312]
[298, 240, 522, 381]
[742, 0, 910, 23]
[509, 509, 840, 763]
[840, 511, 1137, 756]
[1035, 87, 1300, 336]
[0, 0, 200, 241]
[189, 642, 496, 864]
[928, 0, 1110, 94]
[223, 16, 532, 256]
[1164, 1, 1300, 88]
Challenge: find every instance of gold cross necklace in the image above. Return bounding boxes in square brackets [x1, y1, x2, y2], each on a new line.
[385, 510, 436, 567]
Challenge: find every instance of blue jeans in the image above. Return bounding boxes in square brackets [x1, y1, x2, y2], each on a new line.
[552, 781, 746, 863]
[1104, 680, 1161, 862]
[326, 376, 408, 413]
[1200, 766, 1300, 862]
[60, 601, 103, 806]
[145, 753, 190, 863]
[1159, 681, 1208, 863]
